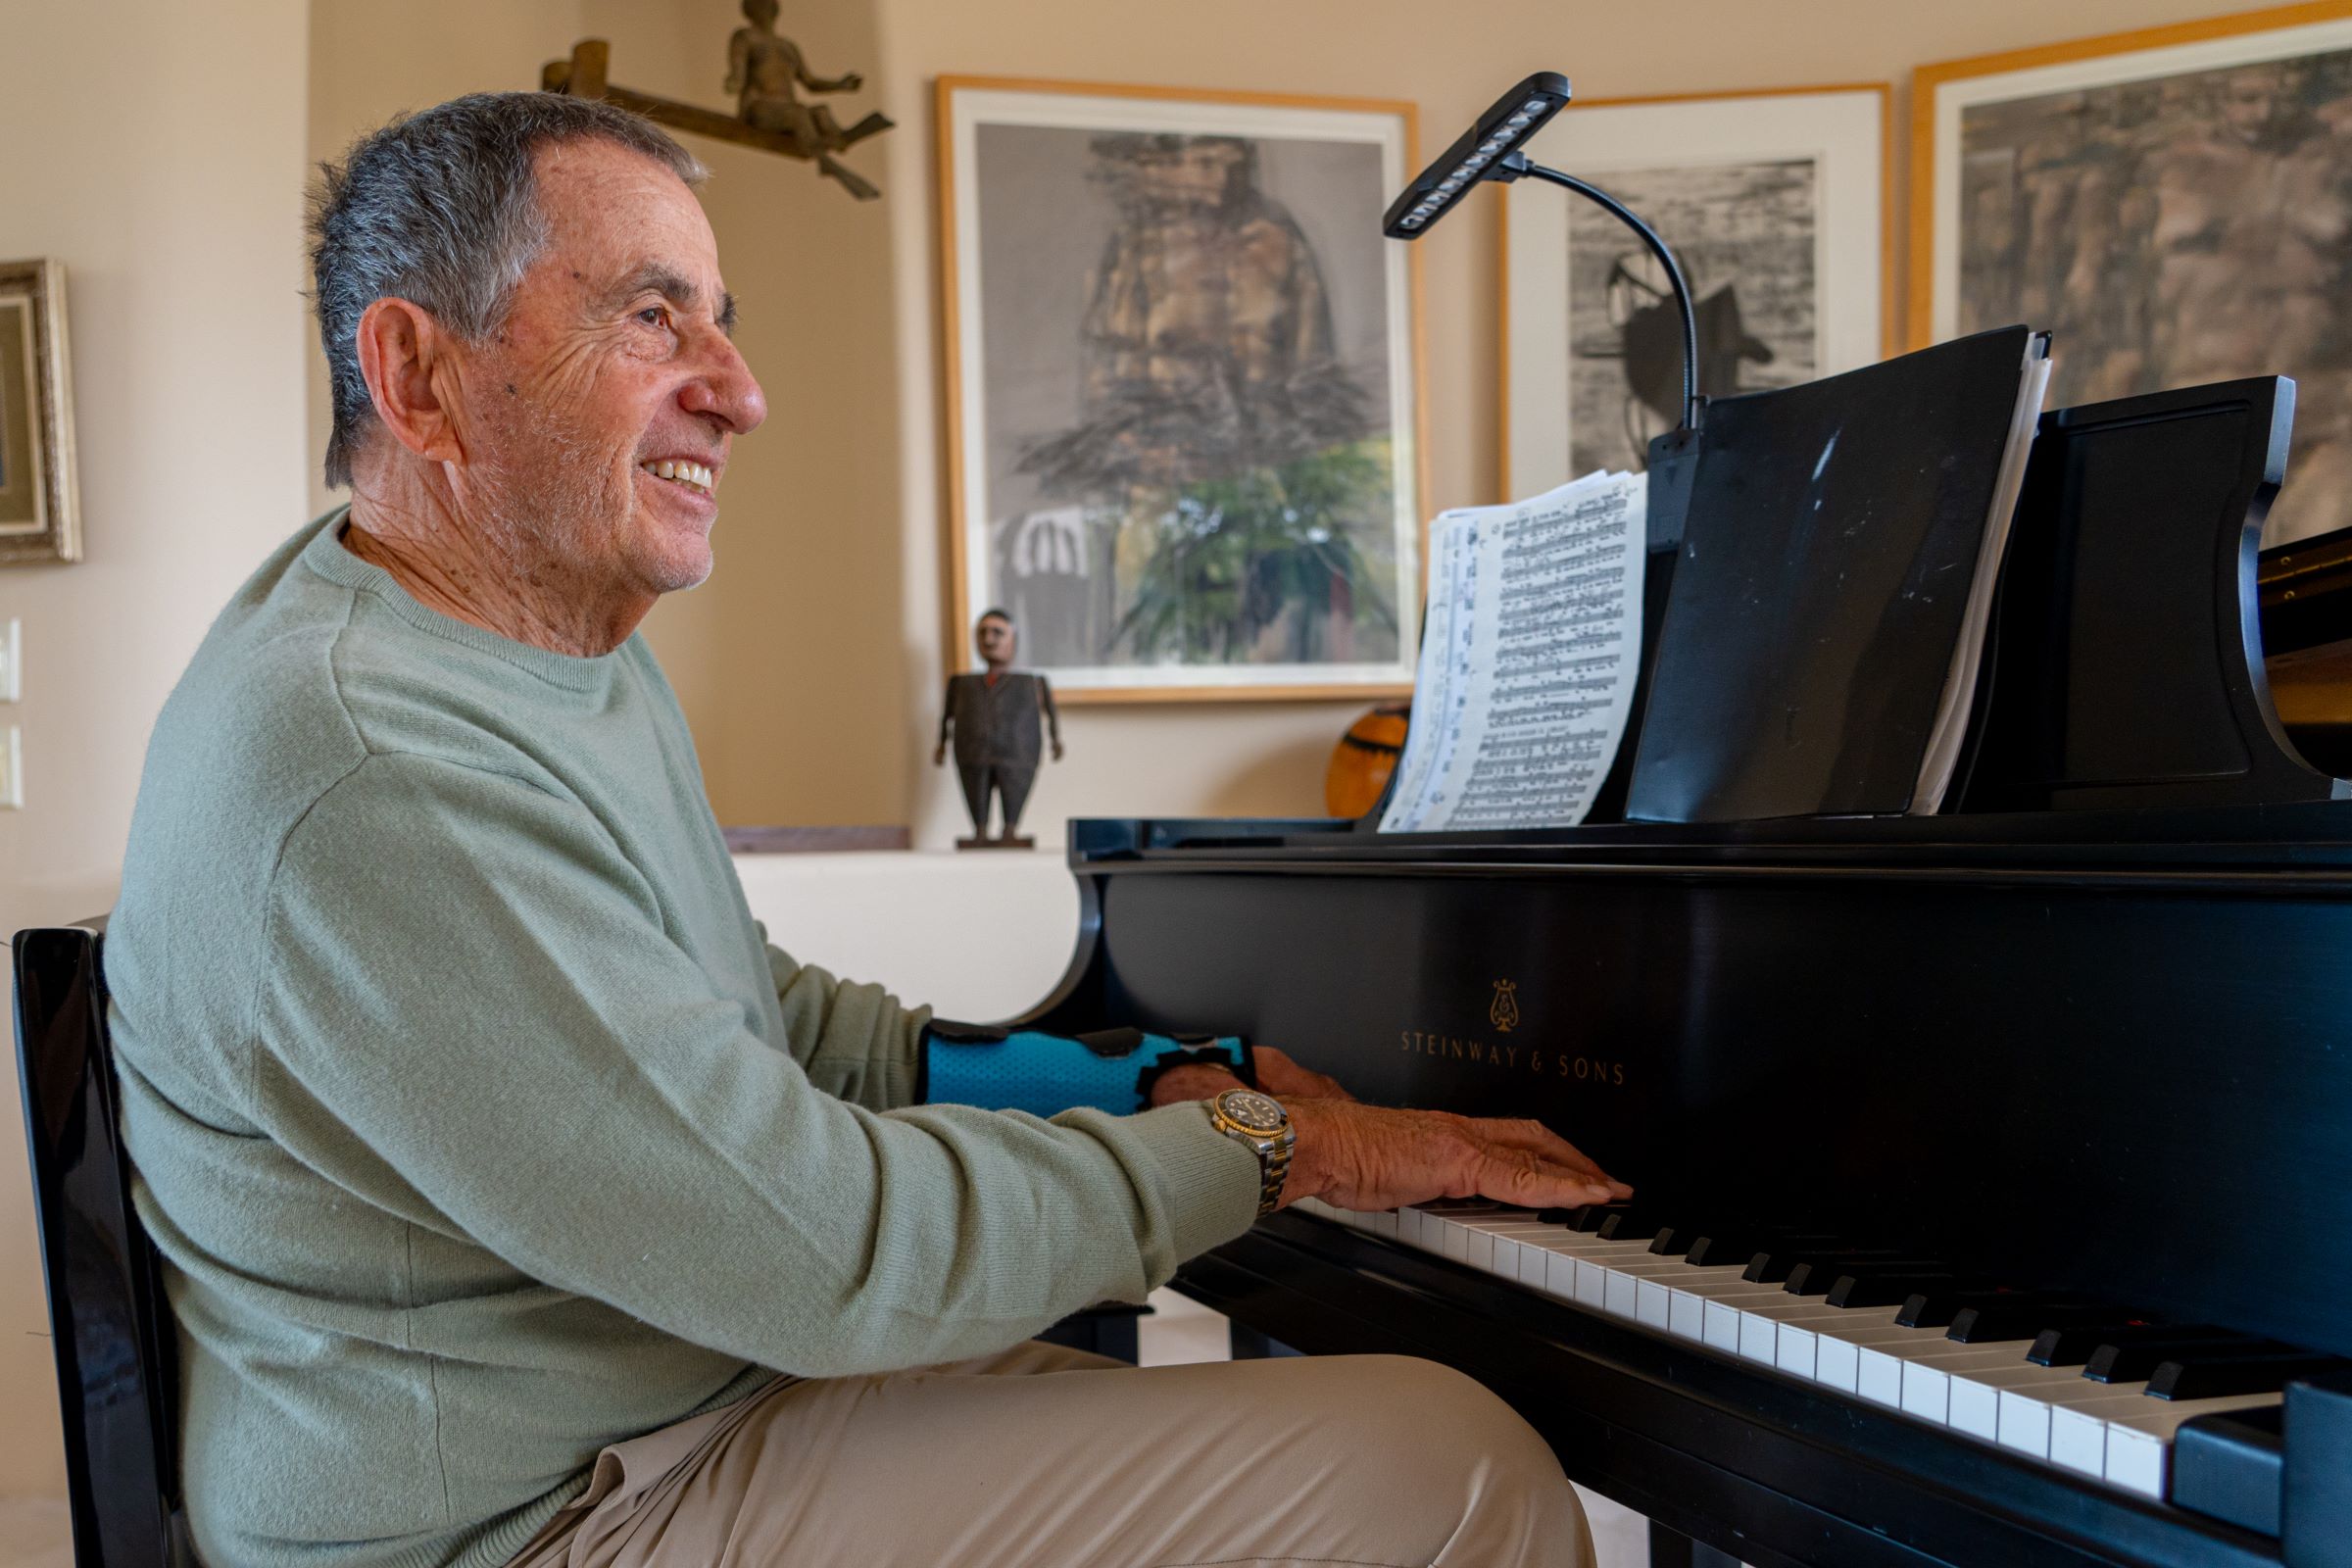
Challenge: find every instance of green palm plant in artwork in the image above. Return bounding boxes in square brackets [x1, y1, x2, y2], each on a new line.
[1108, 439, 1397, 666]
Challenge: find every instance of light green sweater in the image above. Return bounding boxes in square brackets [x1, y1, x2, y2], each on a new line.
[105, 513, 1260, 1568]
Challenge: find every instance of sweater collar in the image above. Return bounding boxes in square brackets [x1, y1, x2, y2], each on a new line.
[299, 508, 627, 692]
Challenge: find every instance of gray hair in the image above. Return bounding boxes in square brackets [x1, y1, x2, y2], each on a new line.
[308, 92, 706, 487]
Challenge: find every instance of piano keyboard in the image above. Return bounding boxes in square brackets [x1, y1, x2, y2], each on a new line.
[1289, 1198, 2327, 1510]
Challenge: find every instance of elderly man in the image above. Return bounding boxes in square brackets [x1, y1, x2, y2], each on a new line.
[104, 93, 1623, 1568]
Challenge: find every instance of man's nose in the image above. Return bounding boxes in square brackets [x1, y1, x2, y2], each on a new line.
[681, 328, 768, 435]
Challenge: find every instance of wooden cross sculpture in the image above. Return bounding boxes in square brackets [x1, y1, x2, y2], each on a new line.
[543, 11, 892, 201]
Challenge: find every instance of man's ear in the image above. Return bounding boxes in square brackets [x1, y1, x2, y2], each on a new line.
[354, 297, 466, 466]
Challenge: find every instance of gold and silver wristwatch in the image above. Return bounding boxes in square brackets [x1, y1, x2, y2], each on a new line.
[1208, 1087, 1296, 1217]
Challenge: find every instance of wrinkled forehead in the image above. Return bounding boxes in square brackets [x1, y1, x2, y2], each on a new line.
[528, 137, 724, 295]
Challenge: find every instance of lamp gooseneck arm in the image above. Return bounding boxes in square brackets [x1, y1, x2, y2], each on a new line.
[1505, 153, 1701, 433]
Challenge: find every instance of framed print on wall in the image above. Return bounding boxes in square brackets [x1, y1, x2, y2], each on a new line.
[1501, 85, 1891, 501]
[1915, 2, 2352, 544]
[938, 76, 1428, 703]
[0, 259, 79, 564]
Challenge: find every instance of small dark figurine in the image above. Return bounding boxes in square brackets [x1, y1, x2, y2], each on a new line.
[935, 609, 1063, 850]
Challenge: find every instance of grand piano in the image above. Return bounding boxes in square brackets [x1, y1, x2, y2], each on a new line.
[1020, 379, 2352, 1568]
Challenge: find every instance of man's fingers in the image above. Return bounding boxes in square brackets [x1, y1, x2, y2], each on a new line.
[1474, 1146, 1618, 1208]
[1468, 1116, 1626, 1192]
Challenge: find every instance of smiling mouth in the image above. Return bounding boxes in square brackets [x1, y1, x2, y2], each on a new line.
[640, 459, 716, 497]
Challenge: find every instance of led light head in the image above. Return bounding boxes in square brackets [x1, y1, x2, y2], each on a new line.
[1382, 72, 1570, 240]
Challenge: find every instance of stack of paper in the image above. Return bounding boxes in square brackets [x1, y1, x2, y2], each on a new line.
[1381, 470, 1647, 833]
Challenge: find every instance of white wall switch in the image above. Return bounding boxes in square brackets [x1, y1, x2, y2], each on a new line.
[0, 725, 20, 808]
[0, 618, 20, 702]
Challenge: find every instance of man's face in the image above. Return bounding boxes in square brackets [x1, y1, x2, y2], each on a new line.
[454, 138, 766, 599]
[975, 614, 1014, 665]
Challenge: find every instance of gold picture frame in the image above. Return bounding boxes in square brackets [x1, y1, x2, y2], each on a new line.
[1496, 82, 1894, 500]
[936, 75, 1429, 704]
[1911, 2, 2352, 543]
[0, 258, 79, 564]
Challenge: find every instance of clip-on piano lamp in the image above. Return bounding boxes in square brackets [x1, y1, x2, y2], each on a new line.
[1381, 74, 1704, 820]
[1383, 73, 1701, 439]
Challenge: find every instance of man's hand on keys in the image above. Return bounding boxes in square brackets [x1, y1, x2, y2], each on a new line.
[1281, 1100, 1630, 1213]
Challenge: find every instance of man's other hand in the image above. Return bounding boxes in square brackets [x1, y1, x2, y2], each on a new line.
[1251, 1046, 1350, 1101]
[1282, 1100, 1630, 1213]
[1146, 1045, 1353, 1108]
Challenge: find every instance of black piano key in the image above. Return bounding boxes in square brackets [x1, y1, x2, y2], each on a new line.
[2086, 1333, 2276, 1384]
[1898, 1288, 2095, 1330]
[1749, 1250, 1890, 1288]
[2060, 1325, 2242, 1376]
[1785, 1256, 1940, 1297]
[1684, 1231, 1766, 1267]
[2149, 1350, 2349, 1400]
[2031, 1321, 2230, 1367]
[1536, 1206, 1588, 1226]
[1647, 1224, 1706, 1257]
[1594, 1209, 1663, 1241]
[1826, 1271, 1968, 1310]
[1949, 1300, 2143, 1345]
[2172, 1405, 2283, 1537]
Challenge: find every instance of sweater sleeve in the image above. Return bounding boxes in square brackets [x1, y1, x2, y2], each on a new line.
[759, 938, 925, 1112]
[251, 753, 1261, 1378]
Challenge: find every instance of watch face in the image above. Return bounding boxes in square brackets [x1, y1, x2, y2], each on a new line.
[1218, 1089, 1286, 1134]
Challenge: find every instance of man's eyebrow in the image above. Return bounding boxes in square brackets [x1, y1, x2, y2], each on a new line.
[608, 264, 737, 336]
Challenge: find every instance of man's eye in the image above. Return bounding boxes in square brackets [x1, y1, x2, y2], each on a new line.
[637, 307, 669, 327]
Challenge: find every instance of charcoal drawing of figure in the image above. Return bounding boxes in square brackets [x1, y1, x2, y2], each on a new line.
[976, 125, 1400, 676]
[1956, 51, 2352, 543]
[1565, 158, 1819, 476]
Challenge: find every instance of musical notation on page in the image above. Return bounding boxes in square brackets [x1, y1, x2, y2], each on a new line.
[1380, 470, 1646, 833]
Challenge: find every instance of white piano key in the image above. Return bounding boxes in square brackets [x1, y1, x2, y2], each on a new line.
[1637, 1279, 1674, 1330]
[1589, 1258, 1749, 1324]
[1899, 1347, 2051, 1427]
[1463, 1228, 1494, 1270]
[2101, 1393, 2279, 1499]
[2052, 1396, 2161, 1479]
[2001, 1379, 2150, 1461]
[1713, 1291, 1880, 1370]
[1815, 1321, 1948, 1395]
[1948, 1360, 2092, 1444]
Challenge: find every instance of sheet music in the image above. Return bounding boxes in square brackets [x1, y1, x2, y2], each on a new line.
[1381, 470, 1646, 832]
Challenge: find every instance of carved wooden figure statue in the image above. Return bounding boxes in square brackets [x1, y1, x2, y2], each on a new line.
[724, 0, 891, 195]
[935, 610, 1063, 850]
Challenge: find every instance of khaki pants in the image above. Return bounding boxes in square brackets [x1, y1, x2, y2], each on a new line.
[509, 1342, 1593, 1568]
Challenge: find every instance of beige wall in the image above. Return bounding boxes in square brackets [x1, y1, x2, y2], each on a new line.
[0, 0, 312, 1499]
[858, 0, 2245, 850]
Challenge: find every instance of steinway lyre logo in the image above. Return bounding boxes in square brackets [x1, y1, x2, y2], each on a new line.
[1488, 979, 1521, 1033]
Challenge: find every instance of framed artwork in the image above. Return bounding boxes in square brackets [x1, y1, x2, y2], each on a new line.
[1915, 2, 2352, 544]
[0, 259, 79, 564]
[1501, 85, 1891, 500]
[937, 76, 1427, 702]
